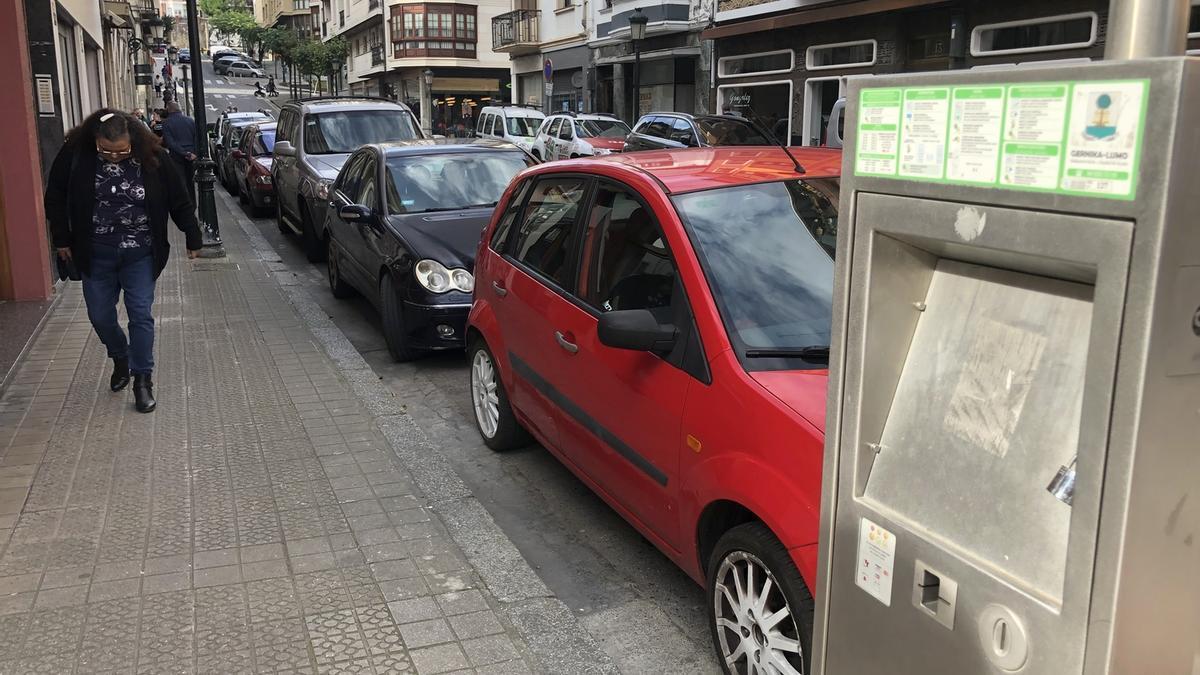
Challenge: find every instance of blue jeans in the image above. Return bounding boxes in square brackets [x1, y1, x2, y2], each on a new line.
[81, 245, 156, 375]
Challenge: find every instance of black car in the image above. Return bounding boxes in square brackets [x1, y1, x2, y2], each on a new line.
[324, 139, 531, 360]
[622, 112, 773, 152]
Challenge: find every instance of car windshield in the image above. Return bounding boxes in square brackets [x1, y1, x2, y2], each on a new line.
[384, 152, 528, 214]
[506, 116, 540, 137]
[304, 110, 420, 154]
[577, 119, 631, 138]
[673, 178, 840, 370]
[695, 117, 771, 146]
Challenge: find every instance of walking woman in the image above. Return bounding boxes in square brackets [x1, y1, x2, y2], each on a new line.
[44, 109, 203, 413]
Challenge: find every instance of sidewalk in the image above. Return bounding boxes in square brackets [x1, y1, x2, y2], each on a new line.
[0, 194, 614, 673]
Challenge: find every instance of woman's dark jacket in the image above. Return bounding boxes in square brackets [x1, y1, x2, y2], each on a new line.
[44, 144, 203, 279]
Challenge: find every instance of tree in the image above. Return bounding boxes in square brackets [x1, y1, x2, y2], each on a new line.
[208, 9, 257, 45]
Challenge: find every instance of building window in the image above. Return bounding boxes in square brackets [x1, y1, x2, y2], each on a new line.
[557, 0, 573, 9]
[970, 12, 1098, 57]
[716, 80, 792, 142]
[390, 4, 476, 57]
[805, 39, 876, 71]
[717, 49, 793, 78]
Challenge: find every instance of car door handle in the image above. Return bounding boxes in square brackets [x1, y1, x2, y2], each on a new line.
[554, 331, 579, 354]
[491, 281, 508, 297]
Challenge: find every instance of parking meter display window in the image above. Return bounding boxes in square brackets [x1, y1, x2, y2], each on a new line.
[861, 257, 1091, 603]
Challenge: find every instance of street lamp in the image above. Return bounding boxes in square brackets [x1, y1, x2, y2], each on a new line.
[628, 8, 647, 121]
[149, 16, 165, 43]
[421, 68, 435, 136]
[183, 0, 225, 257]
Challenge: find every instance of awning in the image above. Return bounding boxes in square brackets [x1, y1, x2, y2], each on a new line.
[702, 0, 943, 40]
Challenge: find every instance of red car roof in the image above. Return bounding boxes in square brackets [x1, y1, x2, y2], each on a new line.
[599, 146, 843, 194]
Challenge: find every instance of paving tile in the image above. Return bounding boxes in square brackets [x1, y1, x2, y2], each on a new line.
[409, 643, 469, 675]
[449, 611, 505, 641]
[399, 618, 455, 649]
[388, 597, 441, 625]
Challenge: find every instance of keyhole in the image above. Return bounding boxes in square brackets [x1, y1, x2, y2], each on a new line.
[992, 619, 1010, 656]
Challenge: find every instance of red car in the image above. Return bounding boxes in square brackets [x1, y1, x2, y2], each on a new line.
[233, 122, 277, 216]
[467, 146, 841, 674]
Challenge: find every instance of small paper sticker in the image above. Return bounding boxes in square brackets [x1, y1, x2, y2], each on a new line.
[856, 518, 896, 606]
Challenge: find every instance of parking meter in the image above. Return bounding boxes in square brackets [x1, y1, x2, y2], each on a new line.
[813, 58, 1200, 674]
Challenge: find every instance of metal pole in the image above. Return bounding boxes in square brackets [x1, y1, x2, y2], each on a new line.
[184, 0, 225, 257]
[632, 38, 641, 122]
[1105, 0, 1190, 59]
[182, 63, 191, 117]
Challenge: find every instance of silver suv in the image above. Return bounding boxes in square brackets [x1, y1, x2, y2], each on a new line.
[273, 97, 423, 261]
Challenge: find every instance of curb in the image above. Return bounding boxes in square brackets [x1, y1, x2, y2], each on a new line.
[217, 191, 621, 674]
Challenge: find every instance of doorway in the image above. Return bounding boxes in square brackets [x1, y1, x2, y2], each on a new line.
[802, 76, 843, 146]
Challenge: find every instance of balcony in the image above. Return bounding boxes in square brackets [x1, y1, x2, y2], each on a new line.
[491, 9, 539, 55]
[371, 45, 384, 65]
[368, 0, 380, 10]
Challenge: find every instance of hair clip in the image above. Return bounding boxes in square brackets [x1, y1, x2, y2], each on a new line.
[100, 112, 115, 122]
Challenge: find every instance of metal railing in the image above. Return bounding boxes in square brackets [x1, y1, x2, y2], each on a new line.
[491, 9, 539, 53]
[371, 45, 384, 65]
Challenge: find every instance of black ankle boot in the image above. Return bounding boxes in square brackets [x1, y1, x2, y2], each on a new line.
[133, 374, 156, 413]
[110, 357, 130, 392]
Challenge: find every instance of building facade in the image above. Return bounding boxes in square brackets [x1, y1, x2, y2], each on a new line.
[491, 0, 590, 113]
[703, 0, 1200, 146]
[320, 0, 510, 134]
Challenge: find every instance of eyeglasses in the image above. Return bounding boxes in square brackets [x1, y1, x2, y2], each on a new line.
[96, 146, 132, 159]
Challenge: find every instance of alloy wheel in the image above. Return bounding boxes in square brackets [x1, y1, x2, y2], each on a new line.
[471, 349, 500, 439]
[713, 551, 804, 675]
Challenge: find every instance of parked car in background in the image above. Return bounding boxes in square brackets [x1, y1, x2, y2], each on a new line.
[467, 145, 842, 675]
[475, 105, 544, 155]
[233, 122, 278, 216]
[178, 48, 190, 64]
[622, 113, 774, 152]
[218, 120, 265, 193]
[530, 113, 631, 162]
[324, 139, 530, 360]
[214, 54, 257, 74]
[210, 111, 271, 185]
[273, 96, 424, 262]
[227, 61, 265, 78]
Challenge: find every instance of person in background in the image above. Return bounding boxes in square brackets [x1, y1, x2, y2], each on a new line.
[160, 101, 197, 204]
[149, 109, 166, 137]
[43, 109, 202, 413]
[154, 74, 163, 98]
[131, 108, 148, 125]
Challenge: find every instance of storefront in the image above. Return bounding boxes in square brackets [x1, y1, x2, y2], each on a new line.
[592, 31, 703, 122]
[543, 44, 588, 113]
[705, 0, 1114, 146]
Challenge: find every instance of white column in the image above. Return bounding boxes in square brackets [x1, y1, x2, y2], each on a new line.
[419, 74, 431, 135]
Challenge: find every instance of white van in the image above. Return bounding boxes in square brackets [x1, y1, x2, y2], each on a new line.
[475, 105, 545, 154]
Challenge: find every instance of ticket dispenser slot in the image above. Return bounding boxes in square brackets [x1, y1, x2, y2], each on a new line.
[820, 192, 1131, 674]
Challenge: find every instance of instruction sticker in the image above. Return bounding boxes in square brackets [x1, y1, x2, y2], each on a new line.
[854, 79, 1148, 200]
[899, 88, 950, 179]
[947, 86, 1004, 184]
[856, 89, 901, 176]
[856, 518, 896, 606]
[1061, 81, 1147, 198]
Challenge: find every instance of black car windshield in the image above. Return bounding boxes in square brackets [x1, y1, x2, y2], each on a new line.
[577, 119, 631, 138]
[695, 117, 771, 145]
[673, 178, 839, 371]
[304, 110, 420, 154]
[506, 117, 541, 137]
[385, 152, 528, 214]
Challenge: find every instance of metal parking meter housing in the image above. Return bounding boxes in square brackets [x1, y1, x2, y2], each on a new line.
[813, 59, 1200, 675]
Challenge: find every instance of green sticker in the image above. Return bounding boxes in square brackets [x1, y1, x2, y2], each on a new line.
[854, 79, 1149, 200]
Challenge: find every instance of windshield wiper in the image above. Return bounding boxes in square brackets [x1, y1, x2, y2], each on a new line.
[417, 203, 496, 213]
[744, 345, 830, 362]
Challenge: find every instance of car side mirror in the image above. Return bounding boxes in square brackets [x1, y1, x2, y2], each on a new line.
[230, 149, 244, 159]
[275, 141, 296, 157]
[597, 309, 676, 353]
[339, 204, 376, 224]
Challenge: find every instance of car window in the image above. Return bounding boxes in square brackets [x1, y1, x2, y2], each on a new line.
[576, 119, 631, 138]
[276, 111, 292, 142]
[336, 153, 367, 199]
[645, 117, 672, 139]
[558, 121, 573, 140]
[384, 152, 528, 214]
[357, 158, 378, 210]
[507, 116, 540, 137]
[546, 118, 561, 139]
[490, 179, 530, 253]
[669, 118, 696, 146]
[509, 177, 589, 288]
[580, 183, 675, 314]
[252, 128, 276, 154]
[303, 110, 420, 154]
